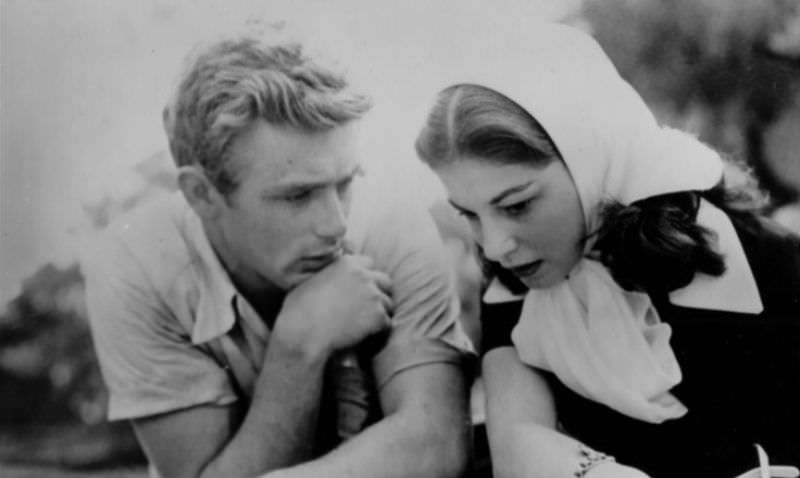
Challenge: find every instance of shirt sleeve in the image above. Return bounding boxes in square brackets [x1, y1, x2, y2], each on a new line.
[81, 231, 237, 421]
[355, 202, 476, 389]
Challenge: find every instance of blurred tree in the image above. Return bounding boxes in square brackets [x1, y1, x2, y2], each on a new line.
[0, 264, 93, 426]
[0, 151, 175, 468]
[583, 0, 800, 205]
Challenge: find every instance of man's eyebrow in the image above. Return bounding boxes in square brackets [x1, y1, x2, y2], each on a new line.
[267, 164, 363, 194]
[489, 181, 535, 205]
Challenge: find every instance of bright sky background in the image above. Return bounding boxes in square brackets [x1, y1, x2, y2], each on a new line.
[0, 0, 580, 306]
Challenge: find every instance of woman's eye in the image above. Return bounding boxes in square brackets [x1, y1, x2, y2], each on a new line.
[502, 199, 532, 217]
[457, 209, 478, 221]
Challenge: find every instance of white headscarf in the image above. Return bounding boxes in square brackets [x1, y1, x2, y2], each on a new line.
[425, 23, 743, 423]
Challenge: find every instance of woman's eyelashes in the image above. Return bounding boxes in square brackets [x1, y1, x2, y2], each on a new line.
[500, 198, 533, 217]
[451, 198, 533, 221]
[453, 205, 478, 221]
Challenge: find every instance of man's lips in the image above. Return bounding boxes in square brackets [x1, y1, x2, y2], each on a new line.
[506, 260, 543, 278]
[300, 249, 343, 271]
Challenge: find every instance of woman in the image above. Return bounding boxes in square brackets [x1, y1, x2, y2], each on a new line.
[414, 23, 800, 478]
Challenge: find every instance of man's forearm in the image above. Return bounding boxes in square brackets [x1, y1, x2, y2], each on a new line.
[267, 410, 469, 478]
[199, 333, 329, 478]
[263, 362, 471, 478]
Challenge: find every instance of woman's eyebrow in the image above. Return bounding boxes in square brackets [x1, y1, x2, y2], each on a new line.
[489, 181, 535, 205]
[447, 199, 470, 213]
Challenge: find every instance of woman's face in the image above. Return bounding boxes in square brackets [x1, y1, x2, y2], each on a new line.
[435, 156, 586, 289]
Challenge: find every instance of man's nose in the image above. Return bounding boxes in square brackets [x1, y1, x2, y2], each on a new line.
[480, 221, 517, 263]
[314, 191, 348, 240]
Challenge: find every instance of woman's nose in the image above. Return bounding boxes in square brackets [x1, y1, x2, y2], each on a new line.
[480, 222, 517, 263]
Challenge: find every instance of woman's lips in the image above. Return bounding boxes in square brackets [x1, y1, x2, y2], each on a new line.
[507, 260, 543, 279]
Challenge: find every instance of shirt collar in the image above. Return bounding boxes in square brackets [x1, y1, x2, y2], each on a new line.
[484, 199, 763, 314]
[668, 199, 763, 314]
[180, 200, 238, 344]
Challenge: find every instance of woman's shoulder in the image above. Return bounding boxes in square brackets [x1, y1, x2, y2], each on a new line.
[732, 210, 800, 249]
[729, 211, 800, 275]
[658, 208, 800, 319]
[730, 212, 800, 314]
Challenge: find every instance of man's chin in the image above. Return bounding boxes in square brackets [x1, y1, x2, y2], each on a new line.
[284, 269, 320, 288]
[282, 258, 337, 288]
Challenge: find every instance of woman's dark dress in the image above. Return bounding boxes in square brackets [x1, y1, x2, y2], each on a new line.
[481, 216, 800, 477]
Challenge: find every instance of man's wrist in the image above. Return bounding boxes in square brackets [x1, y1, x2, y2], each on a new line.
[270, 313, 332, 367]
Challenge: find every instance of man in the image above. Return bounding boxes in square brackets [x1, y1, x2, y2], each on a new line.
[82, 31, 474, 478]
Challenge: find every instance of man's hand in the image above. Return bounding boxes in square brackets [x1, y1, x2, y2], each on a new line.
[134, 254, 393, 478]
[275, 254, 393, 358]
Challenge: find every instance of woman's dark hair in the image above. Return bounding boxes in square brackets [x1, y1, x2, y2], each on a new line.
[415, 84, 559, 168]
[415, 84, 768, 294]
[593, 172, 768, 294]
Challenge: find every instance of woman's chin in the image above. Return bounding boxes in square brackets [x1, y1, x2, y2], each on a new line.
[519, 269, 566, 290]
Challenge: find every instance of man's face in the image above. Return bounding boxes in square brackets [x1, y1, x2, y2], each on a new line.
[211, 119, 362, 293]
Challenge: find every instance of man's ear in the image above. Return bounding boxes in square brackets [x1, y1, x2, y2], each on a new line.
[177, 166, 225, 219]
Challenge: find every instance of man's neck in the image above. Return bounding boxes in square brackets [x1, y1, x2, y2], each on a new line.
[203, 221, 285, 328]
[235, 281, 286, 330]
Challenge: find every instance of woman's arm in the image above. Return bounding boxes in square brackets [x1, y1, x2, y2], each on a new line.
[483, 347, 649, 478]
